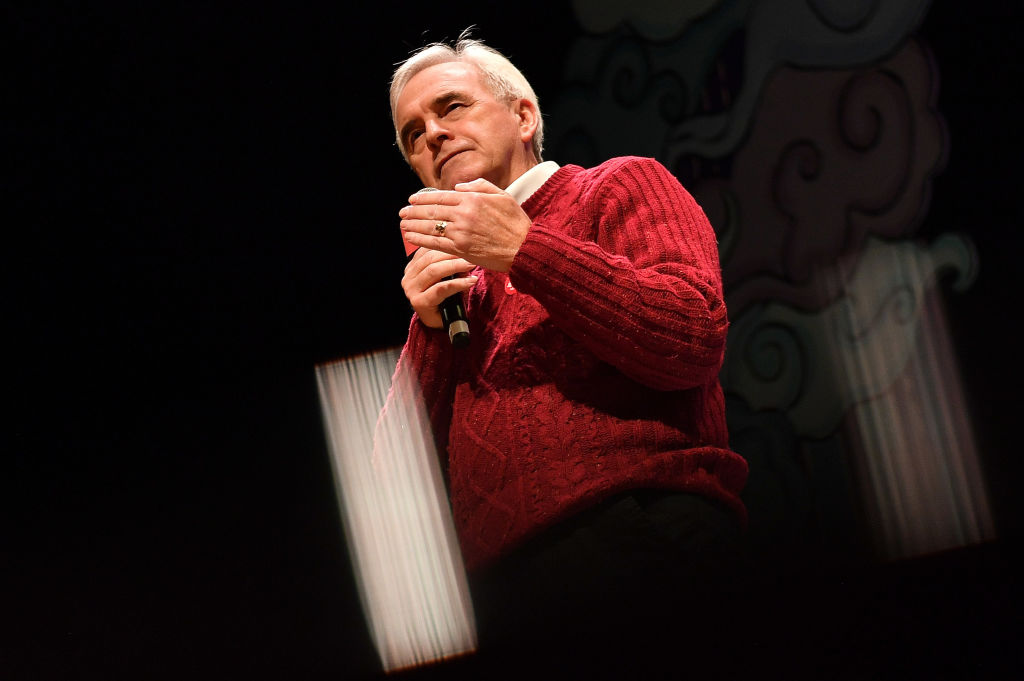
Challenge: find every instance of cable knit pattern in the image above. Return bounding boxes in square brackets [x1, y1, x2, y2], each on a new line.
[390, 157, 747, 571]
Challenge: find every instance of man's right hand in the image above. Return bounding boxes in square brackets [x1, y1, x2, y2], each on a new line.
[402, 248, 478, 329]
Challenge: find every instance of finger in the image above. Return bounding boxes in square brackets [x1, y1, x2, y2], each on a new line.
[398, 204, 439, 222]
[406, 252, 474, 282]
[454, 178, 502, 194]
[400, 216, 455, 237]
[422, 274, 478, 304]
[399, 202, 456, 227]
[406, 189, 462, 206]
[402, 229, 458, 254]
[408, 247, 464, 266]
[405, 272, 478, 325]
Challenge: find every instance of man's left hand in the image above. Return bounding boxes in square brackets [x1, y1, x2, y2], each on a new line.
[399, 178, 531, 273]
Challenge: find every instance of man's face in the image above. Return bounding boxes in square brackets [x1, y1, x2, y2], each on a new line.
[395, 62, 535, 190]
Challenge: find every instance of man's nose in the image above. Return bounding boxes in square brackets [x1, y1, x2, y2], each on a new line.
[425, 119, 450, 149]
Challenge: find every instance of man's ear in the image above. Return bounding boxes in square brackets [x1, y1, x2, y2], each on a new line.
[516, 98, 539, 145]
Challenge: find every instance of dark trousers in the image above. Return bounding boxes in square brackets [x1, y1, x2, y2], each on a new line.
[466, 491, 749, 678]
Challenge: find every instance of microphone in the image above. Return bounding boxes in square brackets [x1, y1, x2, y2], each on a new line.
[409, 188, 470, 348]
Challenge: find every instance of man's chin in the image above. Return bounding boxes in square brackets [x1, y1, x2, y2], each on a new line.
[440, 158, 491, 189]
[439, 171, 471, 190]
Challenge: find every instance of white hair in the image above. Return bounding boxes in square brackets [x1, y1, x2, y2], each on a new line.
[389, 36, 544, 162]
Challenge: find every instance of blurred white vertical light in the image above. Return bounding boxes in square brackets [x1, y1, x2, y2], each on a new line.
[723, 236, 994, 560]
[315, 348, 476, 672]
[829, 238, 995, 560]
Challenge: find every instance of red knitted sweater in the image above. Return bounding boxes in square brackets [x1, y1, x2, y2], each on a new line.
[393, 156, 748, 571]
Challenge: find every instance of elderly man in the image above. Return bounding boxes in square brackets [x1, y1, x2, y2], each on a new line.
[389, 36, 748, 661]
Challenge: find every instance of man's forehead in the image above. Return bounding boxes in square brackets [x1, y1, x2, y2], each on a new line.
[399, 62, 486, 109]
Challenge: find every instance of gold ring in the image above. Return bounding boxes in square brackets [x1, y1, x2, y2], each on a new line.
[434, 221, 447, 235]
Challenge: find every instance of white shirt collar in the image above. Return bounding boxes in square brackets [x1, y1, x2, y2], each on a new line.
[505, 161, 560, 205]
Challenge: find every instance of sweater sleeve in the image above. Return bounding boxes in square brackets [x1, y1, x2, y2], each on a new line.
[508, 157, 728, 391]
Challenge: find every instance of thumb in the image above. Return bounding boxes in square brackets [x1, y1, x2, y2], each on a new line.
[454, 177, 502, 194]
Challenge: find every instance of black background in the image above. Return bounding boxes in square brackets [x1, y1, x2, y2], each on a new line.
[6, 2, 1022, 679]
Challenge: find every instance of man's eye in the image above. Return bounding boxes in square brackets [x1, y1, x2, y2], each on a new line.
[444, 102, 465, 114]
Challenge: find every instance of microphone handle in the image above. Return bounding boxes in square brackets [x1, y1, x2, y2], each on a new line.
[440, 283, 470, 348]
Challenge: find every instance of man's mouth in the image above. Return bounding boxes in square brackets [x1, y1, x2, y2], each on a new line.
[436, 150, 466, 176]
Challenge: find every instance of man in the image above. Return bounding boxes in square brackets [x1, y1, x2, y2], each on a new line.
[388, 36, 748, 666]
